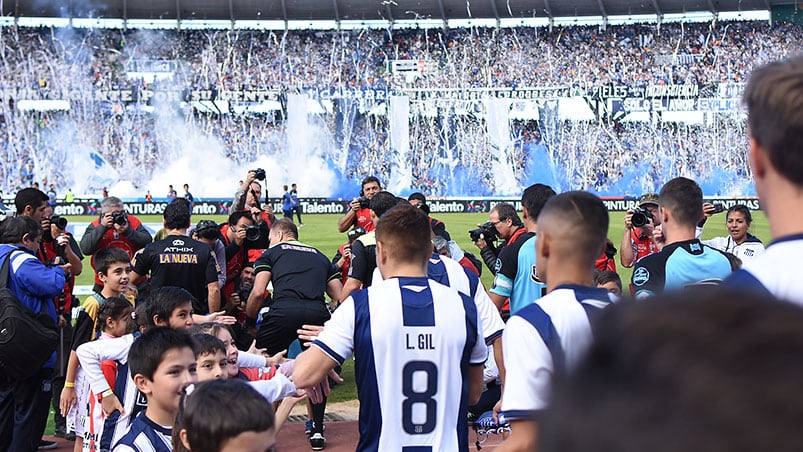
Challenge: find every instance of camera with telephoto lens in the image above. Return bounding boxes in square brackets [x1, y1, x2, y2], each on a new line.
[245, 225, 261, 241]
[356, 196, 370, 209]
[111, 210, 128, 226]
[50, 214, 68, 230]
[469, 221, 499, 243]
[631, 207, 655, 228]
[252, 168, 266, 181]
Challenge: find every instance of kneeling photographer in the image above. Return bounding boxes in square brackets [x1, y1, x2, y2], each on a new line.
[218, 211, 265, 302]
[471, 203, 525, 275]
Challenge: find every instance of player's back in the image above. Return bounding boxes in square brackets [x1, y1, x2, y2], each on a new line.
[354, 276, 485, 451]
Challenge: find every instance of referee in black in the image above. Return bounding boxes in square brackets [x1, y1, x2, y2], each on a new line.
[245, 218, 341, 448]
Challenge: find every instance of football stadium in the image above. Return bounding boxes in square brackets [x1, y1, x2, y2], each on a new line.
[1, 0, 802, 451]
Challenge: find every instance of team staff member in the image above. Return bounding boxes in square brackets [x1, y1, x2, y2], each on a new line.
[631, 177, 733, 298]
[489, 184, 556, 314]
[131, 199, 221, 314]
[620, 193, 661, 268]
[473, 203, 526, 275]
[341, 191, 400, 300]
[80, 196, 151, 292]
[245, 219, 341, 450]
[337, 176, 382, 233]
[294, 204, 486, 451]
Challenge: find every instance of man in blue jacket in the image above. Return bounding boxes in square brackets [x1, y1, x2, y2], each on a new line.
[0, 215, 69, 452]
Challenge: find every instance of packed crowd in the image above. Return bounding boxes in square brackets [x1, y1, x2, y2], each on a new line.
[0, 19, 798, 196]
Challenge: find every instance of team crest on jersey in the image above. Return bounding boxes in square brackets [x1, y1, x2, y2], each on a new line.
[493, 258, 502, 274]
[173, 239, 185, 246]
[530, 265, 541, 282]
[632, 267, 650, 286]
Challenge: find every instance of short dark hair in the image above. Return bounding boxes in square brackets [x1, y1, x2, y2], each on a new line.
[191, 333, 226, 357]
[1, 215, 42, 244]
[539, 191, 609, 265]
[727, 204, 753, 225]
[594, 270, 622, 291]
[94, 246, 131, 275]
[540, 290, 803, 452]
[492, 203, 524, 227]
[522, 183, 557, 221]
[129, 327, 197, 381]
[360, 176, 381, 193]
[658, 177, 703, 228]
[14, 188, 48, 214]
[375, 204, 432, 267]
[177, 379, 275, 452]
[369, 191, 399, 218]
[227, 210, 253, 227]
[148, 286, 196, 326]
[194, 220, 220, 241]
[743, 55, 803, 186]
[270, 218, 298, 239]
[164, 198, 192, 229]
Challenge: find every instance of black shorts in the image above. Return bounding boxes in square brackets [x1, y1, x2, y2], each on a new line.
[255, 299, 330, 355]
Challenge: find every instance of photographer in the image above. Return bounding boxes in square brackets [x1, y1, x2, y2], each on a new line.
[232, 169, 274, 249]
[337, 176, 381, 233]
[700, 204, 765, 265]
[218, 211, 261, 301]
[488, 184, 555, 314]
[620, 193, 661, 268]
[191, 219, 227, 289]
[79, 196, 151, 292]
[472, 202, 525, 275]
[332, 227, 366, 285]
[40, 208, 83, 440]
[408, 192, 451, 240]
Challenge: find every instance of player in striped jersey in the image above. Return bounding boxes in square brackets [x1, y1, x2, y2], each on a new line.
[498, 191, 615, 452]
[294, 204, 487, 451]
[722, 56, 803, 305]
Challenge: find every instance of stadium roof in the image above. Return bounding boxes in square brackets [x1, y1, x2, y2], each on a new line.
[3, 0, 782, 23]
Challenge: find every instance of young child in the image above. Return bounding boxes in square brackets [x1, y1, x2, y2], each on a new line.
[61, 247, 133, 449]
[113, 327, 198, 451]
[174, 379, 276, 452]
[69, 298, 134, 452]
[190, 333, 300, 430]
[77, 289, 277, 450]
[191, 323, 285, 381]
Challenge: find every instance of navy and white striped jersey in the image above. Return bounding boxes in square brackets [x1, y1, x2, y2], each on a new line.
[313, 276, 487, 451]
[426, 254, 505, 345]
[500, 285, 614, 421]
[112, 413, 172, 452]
[723, 234, 803, 305]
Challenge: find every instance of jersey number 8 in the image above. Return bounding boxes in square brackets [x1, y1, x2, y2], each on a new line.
[402, 361, 438, 435]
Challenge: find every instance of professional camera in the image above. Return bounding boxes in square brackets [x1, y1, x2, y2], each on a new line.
[347, 227, 366, 244]
[111, 210, 128, 226]
[356, 196, 370, 209]
[245, 225, 261, 241]
[631, 207, 654, 228]
[252, 168, 266, 181]
[50, 214, 68, 230]
[469, 221, 499, 244]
